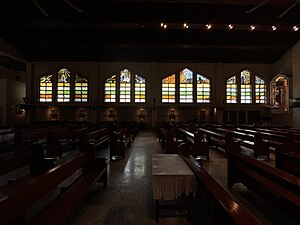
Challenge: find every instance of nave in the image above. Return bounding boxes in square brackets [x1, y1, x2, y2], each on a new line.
[62, 130, 296, 225]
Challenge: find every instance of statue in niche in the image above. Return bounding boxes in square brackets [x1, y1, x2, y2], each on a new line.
[274, 87, 282, 106]
[270, 75, 289, 113]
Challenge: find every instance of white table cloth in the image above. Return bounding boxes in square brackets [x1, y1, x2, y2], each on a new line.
[152, 154, 196, 200]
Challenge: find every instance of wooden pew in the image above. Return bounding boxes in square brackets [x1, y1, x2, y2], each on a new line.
[0, 143, 107, 225]
[0, 143, 56, 186]
[198, 128, 233, 155]
[236, 127, 286, 150]
[178, 143, 264, 225]
[176, 127, 209, 159]
[110, 128, 133, 159]
[46, 127, 88, 158]
[227, 142, 300, 224]
[275, 143, 300, 177]
[80, 127, 110, 149]
[216, 127, 269, 158]
[14, 127, 68, 155]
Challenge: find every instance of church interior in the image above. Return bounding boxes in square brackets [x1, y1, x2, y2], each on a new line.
[1, 1, 300, 225]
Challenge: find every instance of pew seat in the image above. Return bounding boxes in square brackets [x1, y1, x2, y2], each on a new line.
[0, 144, 107, 225]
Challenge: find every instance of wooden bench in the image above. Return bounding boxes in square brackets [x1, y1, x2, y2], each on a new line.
[14, 127, 68, 155]
[236, 127, 286, 150]
[110, 128, 133, 159]
[227, 142, 300, 224]
[216, 127, 269, 158]
[178, 143, 264, 225]
[176, 127, 209, 159]
[0, 143, 107, 225]
[46, 127, 88, 158]
[0, 143, 56, 183]
[275, 143, 300, 177]
[80, 128, 110, 149]
[199, 128, 233, 155]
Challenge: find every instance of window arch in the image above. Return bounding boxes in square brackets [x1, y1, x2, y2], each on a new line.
[104, 75, 116, 103]
[197, 74, 211, 103]
[226, 69, 266, 104]
[255, 76, 266, 104]
[226, 75, 237, 103]
[240, 69, 252, 103]
[135, 74, 146, 103]
[179, 68, 193, 103]
[162, 74, 176, 103]
[39, 74, 53, 102]
[104, 68, 146, 103]
[57, 68, 71, 102]
[39, 67, 88, 103]
[75, 74, 88, 102]
[161, 68, 211, 104]
[120, 69, 131, 103]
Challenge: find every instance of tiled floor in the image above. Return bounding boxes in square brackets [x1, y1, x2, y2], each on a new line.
[66, 130, 191, 225]
[64, 130, 298, 225]
[2, 130, 295, 225]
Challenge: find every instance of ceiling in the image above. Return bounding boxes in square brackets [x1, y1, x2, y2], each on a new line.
[1, 0, 300, 64]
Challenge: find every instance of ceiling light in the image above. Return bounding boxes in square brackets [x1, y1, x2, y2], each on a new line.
[293, 26, 299, 31]
[161, 23, 167, 29]
[206, 24, 212, 29]
[228, 24, 233, 29]
[250, 25, 255, 30]
[272, 26, 277, 31]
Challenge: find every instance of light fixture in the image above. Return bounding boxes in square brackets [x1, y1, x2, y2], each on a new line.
[272, 26, 277, 31]
[293, 26, 299, 31]
[206, 24, 212, 30]
[228, 24, 233, 29]
[161, 23, 167, 29]
[183, 23, 189, 29]
[50, 108, 58, 120]
[250, 25, 256, 30]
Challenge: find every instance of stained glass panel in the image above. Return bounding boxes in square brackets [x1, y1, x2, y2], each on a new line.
[120, 69, 131, 103]
[179, 68, 193, 103]
[39, 74, 53, 102]
[255, 76, 266, 103]
[197, 74, 211, 103]
[241, 70, 252, 103]
[135, 74, 146, 103]
[57, 68, 71, 102]
[74, 74, 88, 102]
[226, 75, 237, 103]
[162, 74, 176, 103]
[104, 75, 116, 102]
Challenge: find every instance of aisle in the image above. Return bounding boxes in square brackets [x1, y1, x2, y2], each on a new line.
[66, 130, 191, 225]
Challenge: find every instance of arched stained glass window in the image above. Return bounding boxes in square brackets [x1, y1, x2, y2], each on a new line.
[240, 70, 252, 103]
[255, 76, 266, 104]
[226, 75, 237, 103]
[104, 75, 116, 102]
[39, 74, 53, 102]
[120, 69, 131, 103]
[179, 68, 193, 103]
[135, 74, 146, 103]
[74, 74, 88, 102]
[57, 68, 71, 102]
[162, 74, 176, 103]
[197, 74, 211, 103]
